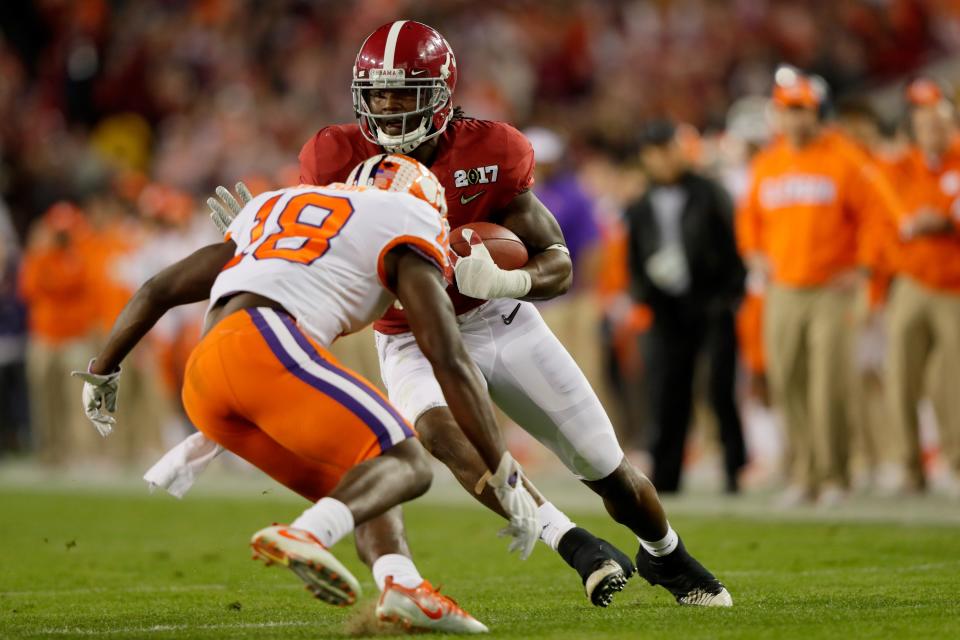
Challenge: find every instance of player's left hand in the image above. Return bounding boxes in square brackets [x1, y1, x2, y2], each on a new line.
[454, 228, 532, 300]
[71, 361, 122, 437]
[487, 452, 539, 560]
[207, 182, 253, 236]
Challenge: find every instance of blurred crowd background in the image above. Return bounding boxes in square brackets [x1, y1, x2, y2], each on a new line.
[2, 0, 960, 505]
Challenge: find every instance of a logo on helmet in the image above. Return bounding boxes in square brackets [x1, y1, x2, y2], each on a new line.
[440, 52, 455, 80]
[347, 154, 447, 218]
[375, 164, 398, 183]
[370, 68, 406, 86]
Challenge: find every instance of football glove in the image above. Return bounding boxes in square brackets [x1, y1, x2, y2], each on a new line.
[487, 452, 538, 560]
[454, 228, 532, 300]
[71, 360, 122, 437]
[207, 182, 253, 236]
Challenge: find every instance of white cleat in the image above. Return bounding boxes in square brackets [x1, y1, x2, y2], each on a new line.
[679, 586, 734, 607]
[376, 576, 489, 634]
[250, 525, 360, 606]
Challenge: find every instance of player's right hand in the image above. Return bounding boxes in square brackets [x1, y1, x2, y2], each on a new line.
[71, 361, 122, 437]
[487, 452, 538, 560]
[207, 182, 253, 235]
[454, 228, 533, 300]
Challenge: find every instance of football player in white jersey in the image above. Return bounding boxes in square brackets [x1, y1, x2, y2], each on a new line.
[75, 155, 541, 635]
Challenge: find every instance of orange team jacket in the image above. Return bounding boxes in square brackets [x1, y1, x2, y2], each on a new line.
[82, 222, 139, 332]
[299, 118, 534, 334]
[833, 132, 907, 308]
[889, 141, 960, 294]
[864, 150, 907, 307]
[19, 244, 97, 344]
[736, 130, 901, 288]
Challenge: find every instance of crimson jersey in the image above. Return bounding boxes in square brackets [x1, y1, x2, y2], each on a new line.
[299, 118, 535, 334]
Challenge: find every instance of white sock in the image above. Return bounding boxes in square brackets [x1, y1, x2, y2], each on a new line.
[537, 501, 576, 551]
[290, 497, 354, 547]
[372, 553, 424, 591]
[639, 524, 679, 557]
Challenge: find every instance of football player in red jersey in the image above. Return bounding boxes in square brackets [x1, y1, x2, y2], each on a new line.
[210, 20, 731, 608]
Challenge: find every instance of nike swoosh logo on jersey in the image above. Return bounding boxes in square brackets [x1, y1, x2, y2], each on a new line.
[460, 190, 485, 205]
[502, 303, 521, 325]
[410, 69, 426, 76]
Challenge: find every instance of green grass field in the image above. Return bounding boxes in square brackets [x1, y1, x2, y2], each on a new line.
[2, 484, 959, 639]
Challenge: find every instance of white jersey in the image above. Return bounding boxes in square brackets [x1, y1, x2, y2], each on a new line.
[209, 185, 449, 346]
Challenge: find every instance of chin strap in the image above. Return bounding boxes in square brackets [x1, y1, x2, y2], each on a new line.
[375, 112, 432, 154]
[378, 125, 430, 153]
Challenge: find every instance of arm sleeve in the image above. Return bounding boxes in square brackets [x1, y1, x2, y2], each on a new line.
[17, 254, 37, 302]
[710, 179, 747, 300]
[625, 201, 652, 303]
[735, 168, 764, 256]
[846, 161, 905, 269]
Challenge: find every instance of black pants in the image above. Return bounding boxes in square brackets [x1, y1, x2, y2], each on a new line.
[0, 359, 30, 453]
[644, 306, 745, 493]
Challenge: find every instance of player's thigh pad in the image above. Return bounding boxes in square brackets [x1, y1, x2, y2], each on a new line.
[466, 299, 624, 481]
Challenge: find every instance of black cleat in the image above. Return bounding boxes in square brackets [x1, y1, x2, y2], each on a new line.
[635, 537, 732, 607]
[558, 527, 635, 607]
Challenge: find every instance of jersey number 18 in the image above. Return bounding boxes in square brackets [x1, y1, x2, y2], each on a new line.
[235, 192, 355, 266]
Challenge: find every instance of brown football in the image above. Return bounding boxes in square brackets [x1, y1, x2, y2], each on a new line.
[449, 222, 528, 270]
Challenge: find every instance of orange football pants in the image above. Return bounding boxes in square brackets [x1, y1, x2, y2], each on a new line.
[182, 307, 415, 501]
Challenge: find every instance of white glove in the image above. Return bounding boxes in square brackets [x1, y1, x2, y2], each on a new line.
[70, 360, 122, 437]
[207, 182, 253, 236]
[454, 228, 532, 300]
[486, 452, 538, 560]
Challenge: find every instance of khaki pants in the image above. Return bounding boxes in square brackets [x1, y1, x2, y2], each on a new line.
[27, 337, 99, 466]
[765, 285, 854, 491]
[849, 291, 897, 479]
[885, 276, 960, 485]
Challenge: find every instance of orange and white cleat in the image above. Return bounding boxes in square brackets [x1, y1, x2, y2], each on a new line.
[376, 576, 488, 634]
[250, 525, 360, 606]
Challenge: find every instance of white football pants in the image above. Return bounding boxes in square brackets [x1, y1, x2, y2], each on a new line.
[375, 298, 624, 480]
